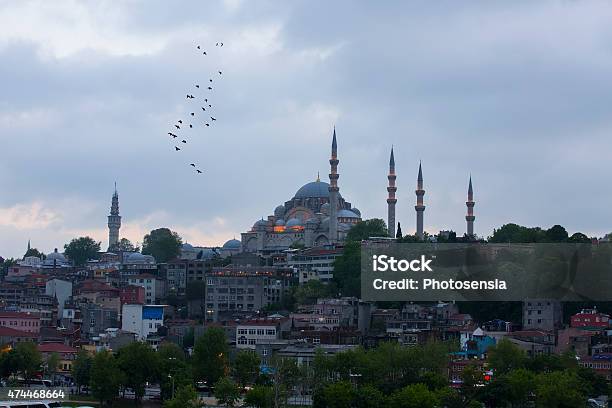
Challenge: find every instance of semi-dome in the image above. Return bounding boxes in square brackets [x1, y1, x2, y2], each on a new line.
[222, 239, 241, 250]
[320, 202, 330, 215]
[253, 219, 268, 229]
[126, 252, 146, 263]
[294, 181, 335, 199]
[337, 209, 360, 219]
[274, 205, 285, 218]
[275, 219, 285, 226]
[285, 218, 302, 228]
[350, 208, 361, 217]
[182, 243, 195, 250]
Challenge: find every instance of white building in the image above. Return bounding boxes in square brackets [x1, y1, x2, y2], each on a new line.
[127, 274, 164, 304]
[236, 319, 287, 350]
[121, 304, 165, 340]
[45, 278, 73, 318]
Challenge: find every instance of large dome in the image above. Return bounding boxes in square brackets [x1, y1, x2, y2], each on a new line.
[222, 239, 241, 250]
[294, 181, 333, 199]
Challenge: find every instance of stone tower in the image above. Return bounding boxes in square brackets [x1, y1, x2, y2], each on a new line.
[107, 183, 121, 250]
[415, 162, 425, 240]
[387, 147, 397, 238]
[328, 128, 339, 243]
[466, 176, 475, 237]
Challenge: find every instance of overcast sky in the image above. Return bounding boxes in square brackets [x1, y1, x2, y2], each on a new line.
[1, 0, 611, 258]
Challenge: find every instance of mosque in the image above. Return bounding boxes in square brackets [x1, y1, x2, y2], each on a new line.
[105, 128, 476, 255]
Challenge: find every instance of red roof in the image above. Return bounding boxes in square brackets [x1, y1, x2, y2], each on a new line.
[0, 327, 38, 337]
[38, 343, 78, 354]
[0, 311, 40, 319]
[79, 280, 120, 293]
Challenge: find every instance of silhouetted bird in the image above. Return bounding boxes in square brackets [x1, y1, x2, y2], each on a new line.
[175, 125, 180, 129]
[208, 104, 212, 107]
[220, 42, 224, 47]
[211, 117, 216, 121]
[205, 123, 210, 127]
[175, 146, 181, 151]
[209, 79, 213, 82]
[196, 169, 202, 173]
[189, 124, 193, 128]
[178, 120, 183, 124]
[195, 85, 200, 88]
[190, 163, 196, 167]
[182, 140, 187, 143]
[168, 132, 177, 138]
[197, 45, 201, 49]
[201, 107, 206, 111]
[218, 71, 222, 75]
[216, 42, 219, 46]
[190, 112, 195, 116]
[207, 87, 212, 90]
[205, 99, 208, 102]
[203, 51, 207, 55]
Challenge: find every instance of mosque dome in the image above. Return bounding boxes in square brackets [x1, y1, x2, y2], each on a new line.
[337, 209, 360, 219]
[197, 248, 216, 259]
[286, 218, 302, 228]
[46, 249, 66, 263]
[351, 208, 361, 217]
[294, 181, 336, 199]
[253, 219, 268, 229]
[274, 205, 285, 218]
[320, 202, 330, 215]
[275, 219, 285, 226]
[222, 239, 241, 250]
[126, 252, 146, 263]
[182, 243, 195, 251]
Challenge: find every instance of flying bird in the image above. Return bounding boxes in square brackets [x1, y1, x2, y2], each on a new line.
[216, 42, 219, 46]
[189, 124, 193, 128]
[168, 132, 177, 138]
[175, 125, 180, 129]
[190, 163, 196, 167]
[203, 51, 207, 55]
[201, 107, 206, 111]
[181, 140, 187, 143]
[209, 79, 213, 82]
[204, 98, 208, 102]
[218, 71, 222, 75]
[190, 112, 195, 116]
[178, 120, 183, 124]
[205, 123, 210, 127]
[220, 42, 224, 47]
[208, 104, 212, 107]
[207, 86, 212, 90]
[175, 146, 181, 151]
[195, 84, 200, 88]
[196, 169, 203, 173]
[211, 116, 216, 121]
[197, 45, 201, 49]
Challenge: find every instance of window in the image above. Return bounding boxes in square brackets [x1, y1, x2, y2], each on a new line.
[257, 329, 264, 335]
[248, 339, 256, 345]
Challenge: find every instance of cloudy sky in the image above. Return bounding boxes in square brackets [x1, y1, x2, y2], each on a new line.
[1, 0, 611, 258]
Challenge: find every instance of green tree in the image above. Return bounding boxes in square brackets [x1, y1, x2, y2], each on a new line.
[158, 342, 191, 400]
[109, 237, 139, 252]
[23, 247, 44, 259]
[244, 385, 274, 408]
[568, 232, 591, 243]
[214, 377, 240, 407]
[142, 227, 182, 263]
[293, 280, 335, 305]
[487, 338, 526, 375]
[64, 236, 101, 266]
[91, 350, 123, 407]
[14, 342, 42, 384]
[163, 384, 199, 408]
[489, 223, 547, 243]
[535, 370, 586, 408]
[546, 225, 569, 242]
[333, 241, 361, 297]
[390, 383, 439, 408]
[116, 341, 160, 402]
[320, 381, 354, 408]
[193, 327, 229, 384]
[45, 352, 60, 384]
[355, 385, 387, 408]
[72, 350, 93, 393]
[233, 350, 260, 387]
[346, 218, 388, 242]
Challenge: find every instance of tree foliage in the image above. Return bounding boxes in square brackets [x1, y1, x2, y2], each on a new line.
[64, 236, 101, 266]
[117, 341, 160, 402]
[142, 227, 182, 263]
[193, 327, 229, 384]
[90, 350, 123, 407]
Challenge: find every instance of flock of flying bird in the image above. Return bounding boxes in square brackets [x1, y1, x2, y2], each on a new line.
[166, 42, 225, 174]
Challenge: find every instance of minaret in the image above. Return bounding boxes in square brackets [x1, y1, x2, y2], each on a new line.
[107, 183, 121, 250]
[415, 162, 425, 240]
[328, 128, 339, 243]
[466, 176, 475, 237]
[387, 147, 397, 238]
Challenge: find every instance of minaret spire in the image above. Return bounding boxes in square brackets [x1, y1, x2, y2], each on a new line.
[108, 183, 122, 250]
[328, 127, 339, 243]
[387, 147, 397, 238]
[466, 175, 475, 238]
[415, 161, 425, 240]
